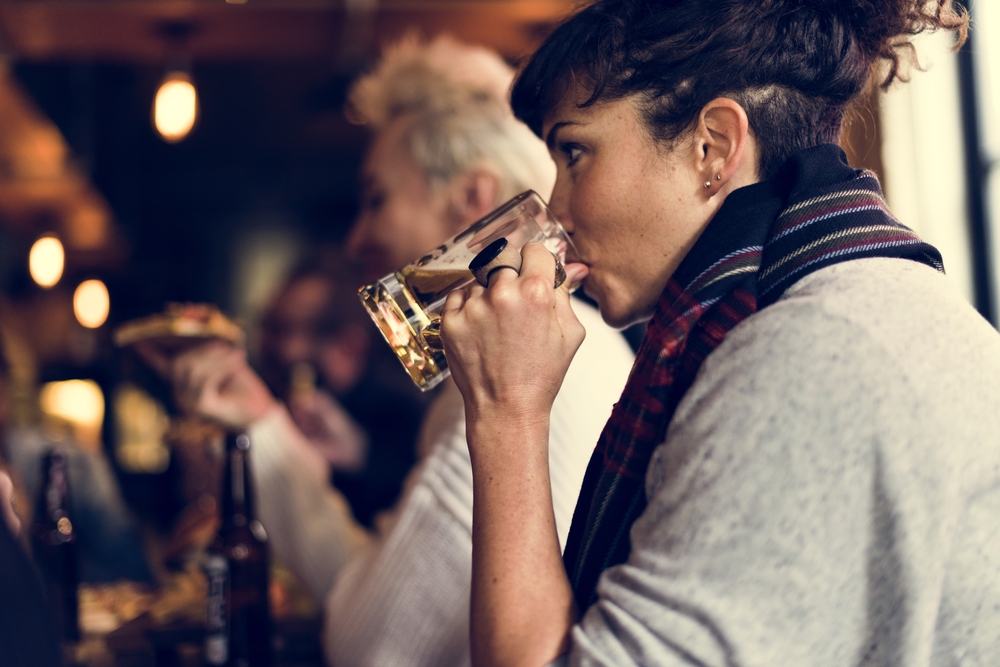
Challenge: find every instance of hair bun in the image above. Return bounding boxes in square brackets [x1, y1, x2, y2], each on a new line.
[802, 0, 968, 86]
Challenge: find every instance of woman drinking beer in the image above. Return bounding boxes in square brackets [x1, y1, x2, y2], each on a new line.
[440, 1, 1000, 665]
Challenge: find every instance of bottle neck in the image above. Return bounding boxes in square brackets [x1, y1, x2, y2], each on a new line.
[221, 433, 255, 529]
[37, 451, 70, 520]
[34, 450, 76, 545]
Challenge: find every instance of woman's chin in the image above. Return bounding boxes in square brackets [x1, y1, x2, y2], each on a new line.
[589, 284, 654, 330]
[594, 297, 642, 330]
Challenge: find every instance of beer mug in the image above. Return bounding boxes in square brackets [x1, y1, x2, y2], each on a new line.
[358, 190, 574, 391]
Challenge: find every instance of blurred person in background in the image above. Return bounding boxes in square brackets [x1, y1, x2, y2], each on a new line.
[142, 35, 635, 666]
[0, 467, 60, 667]
[0, 283, 150, 584]
[254, 254, 426, 527]
[3, 422, 152, 583]
[0, 339, 82, 667]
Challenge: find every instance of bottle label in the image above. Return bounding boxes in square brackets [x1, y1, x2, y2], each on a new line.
[204, 554, 229, 665]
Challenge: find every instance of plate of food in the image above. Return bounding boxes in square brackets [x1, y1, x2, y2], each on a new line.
[114, 303, 244, 351]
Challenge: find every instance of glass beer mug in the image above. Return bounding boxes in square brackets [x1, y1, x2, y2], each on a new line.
[358, 190, 574, 391]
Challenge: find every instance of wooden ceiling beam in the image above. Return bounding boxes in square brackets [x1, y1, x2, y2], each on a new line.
[0, 63, 119, 258]
[0, 0, 571, 63]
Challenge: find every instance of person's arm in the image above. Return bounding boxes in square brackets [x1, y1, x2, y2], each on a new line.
[323, 301, 632, 667]
[441, 244, 590, 667]
[137, 341, 371, 601]
[467, 411, 576, 666]
[247, 406, 370, 601]
[323, 381, 476, 666]
[287, 388, 369, 473]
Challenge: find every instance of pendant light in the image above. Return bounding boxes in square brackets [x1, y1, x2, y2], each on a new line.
[29, 234, 65, 288]
[153, 21, 199, 143]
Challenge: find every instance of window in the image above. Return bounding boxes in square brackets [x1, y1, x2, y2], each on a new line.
[971, 0, 1000, 324]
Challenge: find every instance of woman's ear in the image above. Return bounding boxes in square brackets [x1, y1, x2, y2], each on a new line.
[692, 98, 756, 194]
[445, 169, 501, 232]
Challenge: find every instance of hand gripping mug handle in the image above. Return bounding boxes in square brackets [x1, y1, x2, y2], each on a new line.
[420, 238, 566, 352]
[469, 238, 566, 289]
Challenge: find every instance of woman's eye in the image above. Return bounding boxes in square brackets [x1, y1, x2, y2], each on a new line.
[560, 143, 583, 166]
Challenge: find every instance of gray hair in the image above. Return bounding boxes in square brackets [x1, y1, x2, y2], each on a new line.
[346, 35, 555, 203]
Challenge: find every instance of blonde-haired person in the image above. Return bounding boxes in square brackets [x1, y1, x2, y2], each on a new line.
[148, 35, 634, 666]
[345, 34, 559, 281]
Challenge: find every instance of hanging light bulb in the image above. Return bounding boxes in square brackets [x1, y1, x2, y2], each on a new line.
[29, 235, 65, 288]
[153, 71, 198, 143]
[74, 279, 110, 329]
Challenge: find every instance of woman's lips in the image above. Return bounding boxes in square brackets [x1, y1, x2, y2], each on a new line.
[565, 262, 589, 292]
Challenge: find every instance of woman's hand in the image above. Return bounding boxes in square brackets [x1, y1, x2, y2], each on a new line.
[288, 389, 368, 472]
[440, 242, 589, 425]
[136, 340, 278, 430]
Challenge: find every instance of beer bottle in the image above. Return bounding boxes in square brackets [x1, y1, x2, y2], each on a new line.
[205, 432, 272, 667]
[31, 449, 80, 643]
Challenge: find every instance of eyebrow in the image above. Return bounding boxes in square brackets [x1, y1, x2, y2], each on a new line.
[545, 121, 578, 150]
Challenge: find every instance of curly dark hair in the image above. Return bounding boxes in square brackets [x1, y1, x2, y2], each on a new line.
[511, 0, 969, 179]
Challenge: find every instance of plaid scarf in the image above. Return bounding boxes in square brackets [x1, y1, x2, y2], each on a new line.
[563, 145, 944, 612]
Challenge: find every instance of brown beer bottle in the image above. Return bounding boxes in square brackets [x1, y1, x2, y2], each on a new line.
[30, 449, 80, 643]
[205, 432, 273, 667]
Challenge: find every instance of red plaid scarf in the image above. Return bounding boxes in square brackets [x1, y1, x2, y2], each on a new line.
[563, 145, 944, 611]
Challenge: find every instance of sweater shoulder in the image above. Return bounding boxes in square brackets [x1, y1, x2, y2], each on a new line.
[662, 258, 1000, 494]
[698, 257, 1000, 408]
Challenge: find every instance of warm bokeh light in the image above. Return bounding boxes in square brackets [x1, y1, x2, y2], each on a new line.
[40, 380, 106, 430]
[39, 379, 106, 453]
[29, 235, 65, 288]
[154, 72, 199, 142]
[114, 384, 171, 474]
[74, 279, 110, 328]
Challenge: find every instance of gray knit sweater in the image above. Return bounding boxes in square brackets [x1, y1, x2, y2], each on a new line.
[567, 257, 1000, 666]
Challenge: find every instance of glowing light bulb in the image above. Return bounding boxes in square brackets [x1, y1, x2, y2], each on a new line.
[40, 379, 105, 430]
[154, 72, 198, 142]
[29, 235, 65, 288]
[74, 279, 110, 328]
